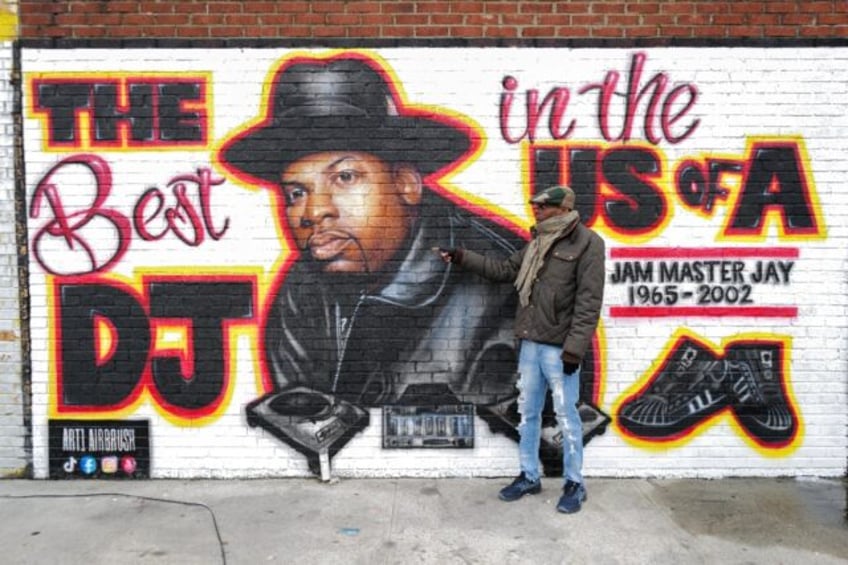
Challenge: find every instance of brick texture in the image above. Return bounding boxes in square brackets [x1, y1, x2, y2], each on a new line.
[17, 0, 848, 40]
[0, 36, 26, 477]
[8, 1, 848, 481]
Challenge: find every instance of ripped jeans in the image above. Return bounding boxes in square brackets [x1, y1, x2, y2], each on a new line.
[516, 339, 583, 485]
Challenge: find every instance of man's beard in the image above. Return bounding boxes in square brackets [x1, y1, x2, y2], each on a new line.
[323, 269, 374, 291]
[303, 253, 380, 297]
[309, 247, 410, 296]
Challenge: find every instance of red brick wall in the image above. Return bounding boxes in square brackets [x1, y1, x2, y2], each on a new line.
[18, 1, 848, 41]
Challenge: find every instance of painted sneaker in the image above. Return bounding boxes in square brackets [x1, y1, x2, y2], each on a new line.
[498, 472, 542, 501]
[726, 343, 797, 445]
[618, 338, 729, 439]
[556, 480, 587, 514]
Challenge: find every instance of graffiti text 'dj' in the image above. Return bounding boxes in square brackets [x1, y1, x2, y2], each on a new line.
[56, 279, 254, 416]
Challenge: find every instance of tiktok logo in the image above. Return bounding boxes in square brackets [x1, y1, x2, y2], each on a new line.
[62, 456, 77, 473]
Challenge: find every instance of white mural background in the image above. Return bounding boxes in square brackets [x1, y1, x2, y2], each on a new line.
[20, 47, 848, 478]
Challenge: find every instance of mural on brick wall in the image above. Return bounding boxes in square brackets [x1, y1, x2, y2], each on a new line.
[21, 47, 847, 478]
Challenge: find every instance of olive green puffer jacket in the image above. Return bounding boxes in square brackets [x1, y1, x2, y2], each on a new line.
[457, 222, 605, 360]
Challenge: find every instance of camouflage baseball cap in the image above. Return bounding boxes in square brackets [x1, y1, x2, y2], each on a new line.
[530, 185, 576, 209]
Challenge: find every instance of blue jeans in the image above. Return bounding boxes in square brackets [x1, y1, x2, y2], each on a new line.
[516, 339, 583, 485]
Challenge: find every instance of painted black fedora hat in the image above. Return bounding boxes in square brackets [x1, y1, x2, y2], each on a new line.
[219, 56, 474, 184]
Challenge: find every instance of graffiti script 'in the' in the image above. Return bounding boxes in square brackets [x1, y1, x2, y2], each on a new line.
[500, 52, 699, 145]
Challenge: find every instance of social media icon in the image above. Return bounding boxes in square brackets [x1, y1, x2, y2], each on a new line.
[62, 456, 77, 473]
[80, 455, 97, 475]
[120, 456, 137, 475]
[101, 456, 118, 474]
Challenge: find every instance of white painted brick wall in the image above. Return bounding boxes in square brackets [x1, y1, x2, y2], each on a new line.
[0, 37, 26, 477]
[15, 47, 848, 479]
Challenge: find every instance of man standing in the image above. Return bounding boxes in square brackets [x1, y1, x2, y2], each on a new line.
[441, 185, 605, 513]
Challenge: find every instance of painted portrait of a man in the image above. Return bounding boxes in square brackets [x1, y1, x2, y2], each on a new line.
[218, 52, 607, 473]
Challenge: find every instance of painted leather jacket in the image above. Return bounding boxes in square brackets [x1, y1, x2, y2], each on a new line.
[263, 192, 524, 407]
[457, 222, 605, 360]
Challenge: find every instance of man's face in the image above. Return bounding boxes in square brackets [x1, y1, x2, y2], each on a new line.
[531, 201, 568, 223]
[280, 151, 422, 274]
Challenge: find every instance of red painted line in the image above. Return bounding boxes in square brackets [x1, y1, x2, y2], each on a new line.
[610, 247, 799, 259]
[609, 306, 798, 318]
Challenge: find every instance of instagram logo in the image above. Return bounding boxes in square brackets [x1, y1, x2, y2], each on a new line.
[101, 456, 118, 474]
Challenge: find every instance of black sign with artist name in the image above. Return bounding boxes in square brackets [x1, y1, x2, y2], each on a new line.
[48, 419, 151, 479]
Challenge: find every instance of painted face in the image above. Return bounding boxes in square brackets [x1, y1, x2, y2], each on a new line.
[280, 151, 421, 274]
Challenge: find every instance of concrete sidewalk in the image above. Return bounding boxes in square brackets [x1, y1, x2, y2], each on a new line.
[0, 477, 846, 564]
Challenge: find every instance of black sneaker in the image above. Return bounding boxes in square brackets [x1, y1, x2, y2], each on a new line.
[618, 338, 729, 438]
[726, 343, 797, 445]
[556, 480, 587, 514]
[498, 472, 542, 501]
